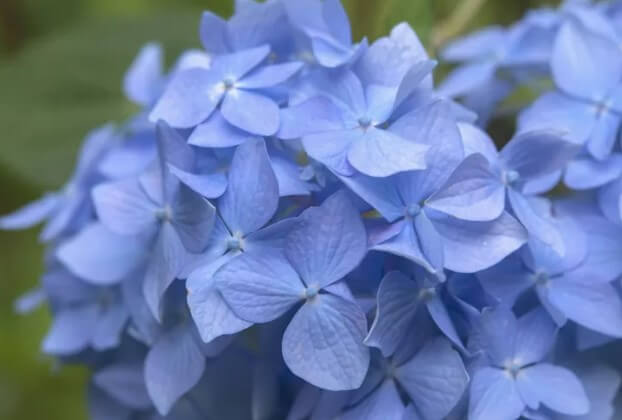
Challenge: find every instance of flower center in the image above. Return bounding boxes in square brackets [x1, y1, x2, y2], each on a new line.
[304, 284, 320, 301]
[358, 116, 373, 129]
[534, 271, 550, 286]
[502, 170, 520, 186]
[223, 77, 236, 90]
[226, 232, 245, 252]
[405, 203, 422, 218]
[155, 205, 173, 222]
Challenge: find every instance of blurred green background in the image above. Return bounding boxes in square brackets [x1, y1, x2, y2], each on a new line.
[0, 1, 557, 419]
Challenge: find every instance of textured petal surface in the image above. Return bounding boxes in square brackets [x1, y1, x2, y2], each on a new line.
[469, 367, 524, 420]
[282, 293, 369, 391]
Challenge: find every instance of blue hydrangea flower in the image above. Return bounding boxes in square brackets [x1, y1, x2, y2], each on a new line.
[468, 306, 590, 420]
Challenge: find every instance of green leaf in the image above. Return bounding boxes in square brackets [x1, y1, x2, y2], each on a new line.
[0, 12, 204, 189]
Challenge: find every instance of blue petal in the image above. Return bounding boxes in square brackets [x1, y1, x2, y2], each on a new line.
[565, 154, 622, 190]
[371, 220, 437, 274]
[427, 153, 505, 222]
[169, 166, 227, 199]
[431, 210, 527, 273]
[42, 304, 99, 355]
[93, 364, 152, 410]
[143, 223, 185, 321]
[393, 60, 437, 108]
[347, 127, 429, 177]
[355, 22, 429, 87]
[587, 111, 621, 160]
[187, 256, 252, 343]
[469, 367, 524, 420]
[92, 179, 158, 235]
[458, 122, 499, 163]
[513, 308, 557, 366]
[438, 60, 497, 98]
[552, 21, 622, 100]
[149, 68, 223, 128]
[188, 112, 254, 148]
[238, 62, 303, 89]
[341, 380, 404, 420]
[285, 190, 367, 288]
[219, 139, 279, 235]
[338, 172, 405, 222]
[221, 89, 280, 136]
[244, 217, 303, 254]
[500, 131, 580, 180]
[426, 295, 465, 351]
[395, 338, 468, 420]
[547, 276, 622, 337]
[507, 189, 564, 256]
[199, 11, 230, 54]
[390, 100, 464, 199]
[516, 364, 589, 416]
[171, 185, 216, 253]
[212, 45, 270, 80]
[277, 96, 344, 140]
[303, 129, 360, 176]
[518, 91, 595, 145]
[57, 223, 147, 285]
[442, 27, 504, 61]
[91, 300, 129, 351]
[477, 253, 533, 306]
[216, 252, 303, 323]
[471, 306, 517, 366]
[0, 193, 58, 230]
[364, 271, 420, 357]
[145, 324, 206, 415]
[282, 293, 370, 391]
[123, 42, 163, 106]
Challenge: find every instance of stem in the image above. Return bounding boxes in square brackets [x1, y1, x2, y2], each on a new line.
[431, 0, 489, 51]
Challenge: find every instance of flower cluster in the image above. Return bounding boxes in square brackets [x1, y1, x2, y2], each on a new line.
[4, 0, 622, 419]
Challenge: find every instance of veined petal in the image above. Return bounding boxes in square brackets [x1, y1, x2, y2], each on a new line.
[282, 293, 370, 391]
[469, 367, 524, 420]
[238, 62, 303, 89]
[221, 90, 280, 136]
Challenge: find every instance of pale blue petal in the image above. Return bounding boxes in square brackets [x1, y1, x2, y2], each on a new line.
[471, 306, 517, 366]
[187, 257, 252, 343]
[0, 193, 59, 230]
[145, 325, 206, 415]
[199, 11, 229, 54]
[548, 277, 622, 337]
[513, 308, 557, 366]
[552, 22, 622, 99]
[57, 223, 147, 285]
[427, 153, 505, 221]
[216, 252, 303, 323]
[302, 129, 359, 176]
[395, 338, 469, 420]
[458, 122, 499, 163]
[282, 293, 370, 391]
[337, 172, 405, 222]
[219, 139, 279, 235]
[171, 185, 215, 253]
[469, 367, 524, 420]
[212, 45, 270, 79]
[123, 42, 163, 106]
[93, 364, 152, 410]
[516, 364, 589, 416]
[587, 111, 621, 161]
[91, 300, 129, 351]
[431, 211, 527, 273]
[442, 27, 504, 61]
[285, 191, 367, 288]
[169, 166, 227, 199]
[238, 62, 303, 89]
[221, 90, 280, 136]
[92, 179, 158, 235]
[188, 112, 255, 148]
[347, 127, 429, 177]
[149, 68, 223, 128]
[341, 380, 404, 420]
[508, 189, 564, 256]
[500, 131, 580, 180]
[143, 223, 185, 321]
[438, 60, 497, 97]
[277, 96, 344, 140]
[42, 304, 99, 355]
[364, 271, 420, 357]
[564, 154, 622, 190]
